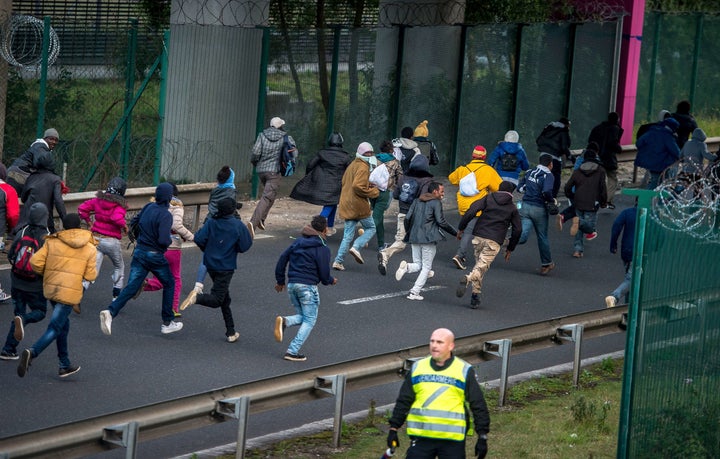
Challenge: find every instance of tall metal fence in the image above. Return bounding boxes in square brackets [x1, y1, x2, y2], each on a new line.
[617, 180, 720, 457]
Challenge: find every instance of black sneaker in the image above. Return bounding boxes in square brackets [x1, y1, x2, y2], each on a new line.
[377, 252, 387, 276]
[59, 365, 81, 378]
[456, 275, 468, 298]
[283, 352, 307, 362]
[0, 350, 19, 360]
[17, 349, 32, 377]
[470, 293, 481, 309]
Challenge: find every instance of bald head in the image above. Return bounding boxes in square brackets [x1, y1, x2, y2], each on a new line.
[429, 328, 455, 365]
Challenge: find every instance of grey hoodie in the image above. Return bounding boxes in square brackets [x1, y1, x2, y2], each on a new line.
[680, 128, 717, 175]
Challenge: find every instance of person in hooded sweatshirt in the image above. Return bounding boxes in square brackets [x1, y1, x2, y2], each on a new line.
[181, 197, 252, 343]
[456, 181, 521, 309]
[249, 116, 298, 233]
[680, 127, 716, 178]
[487, 130, 530, 188]
[563, 149, 608, 259]
[14, 151, 66, 234]
[78, 177, 129, 300]
[273, 215, 336, 362]
[635, 117, 681, 190]
[17, 213, 97, 378]
[1, 203, 50, 361]
[395, 126, 422, 173]
[99, 182, 182, 336]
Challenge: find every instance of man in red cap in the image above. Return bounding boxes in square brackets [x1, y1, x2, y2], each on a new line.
[447, 146, 502, 270]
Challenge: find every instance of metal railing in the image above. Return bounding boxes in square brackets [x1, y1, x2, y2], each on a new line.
[0, 306, 628, 459]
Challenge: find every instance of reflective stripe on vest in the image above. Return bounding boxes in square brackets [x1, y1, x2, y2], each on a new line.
[406, 356, 470, 441]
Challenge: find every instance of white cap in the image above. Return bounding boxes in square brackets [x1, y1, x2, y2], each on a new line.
[504, 130, 519, 143]
[357, 141, 374, 156]
[270, 117, 285, 129]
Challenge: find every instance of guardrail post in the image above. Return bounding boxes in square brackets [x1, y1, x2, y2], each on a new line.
[553, 324, 584, 387]
[215, 396, 250, 459]
[314, 374, 346, 448]
[102, 421, 139, 459]
[483, 339, 512, 407]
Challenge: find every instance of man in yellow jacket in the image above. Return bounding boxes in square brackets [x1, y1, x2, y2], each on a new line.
[17, 213, 97, 378]
[448, 146, 502, 270]
[388, 328, 490, 458]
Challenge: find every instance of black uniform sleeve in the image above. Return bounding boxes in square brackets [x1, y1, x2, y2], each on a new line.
[466, 367, 490, 435]
[388, 372, 415, 429]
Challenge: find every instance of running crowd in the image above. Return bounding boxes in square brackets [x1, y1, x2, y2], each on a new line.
[1, 103, 717, 381]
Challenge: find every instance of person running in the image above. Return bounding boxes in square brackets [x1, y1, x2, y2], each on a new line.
[273, 215, 336, 362]
[517, 155, 556, 275]
[17, 213, 97, 378]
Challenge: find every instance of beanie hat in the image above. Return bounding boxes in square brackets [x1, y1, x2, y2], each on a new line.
[413, 120, 429, 138]
[471, 145, 487, 160]
[43, 128, 59, 140]
[401, 126, 414, 139]
[106, 177, 127, 197]
[62, 213, 81, 230]
[217, 197, 236, 217]
[270, 117, 285, 129]
[504, 130, 519, 143]
[357, 142, 374, 156]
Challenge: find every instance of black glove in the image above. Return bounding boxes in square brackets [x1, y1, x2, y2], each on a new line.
[387, 429, 399, 449]
[475, 437, 488, 458]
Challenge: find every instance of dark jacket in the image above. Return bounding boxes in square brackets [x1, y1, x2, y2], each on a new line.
[393, 156, 434, 214]
[487, 141, 530, 184]
[275, 225, 335, 286]
[536, 121, 571, 160]
[588, 121, 623, 171]
[635, 118, 681, 173]
[671, 112, 698, 149]
[7, 202, 49, 292]
[520, 165, 554, 207]
[16, 169, 66, 234]
[459, 191, 521, 251]
[404, 193, 457, 244]
[610, 207, 637, 264]
[389, 355, 490, 436]
[194, 212, 253, 272]
[136, 183, 174, 253]
[564, 160, 608, 212]
[290, 146, 351, 206]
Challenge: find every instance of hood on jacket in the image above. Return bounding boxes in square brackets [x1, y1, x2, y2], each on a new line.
[491, 190, 515, 206]
[35, 151, 56, 171]
[691, 128, 707, 142]
[29, 202, 49, 226]
[296, 226, 327, 247]
[498, 141, 523, 154]
[407, 155, 433, 178]
[579, 160, 601, 175]
[155, 182, 173, 206]
[418, 191, 440, 202]
[216, 197, 236, 217]
[399, 137, 419, 150]
[300, 224, 326, 240]
[54, 228, 95, 249]
[662, 117, 680, 132]
[262, 126, 285, 142]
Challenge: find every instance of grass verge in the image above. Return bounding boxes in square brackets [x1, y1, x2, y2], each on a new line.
[220, 358, 624, 458]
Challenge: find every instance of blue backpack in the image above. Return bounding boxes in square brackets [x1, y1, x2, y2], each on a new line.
[278, 135, 297, 177]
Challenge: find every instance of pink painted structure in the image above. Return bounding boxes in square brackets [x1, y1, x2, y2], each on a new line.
[615, 0, 647, 144]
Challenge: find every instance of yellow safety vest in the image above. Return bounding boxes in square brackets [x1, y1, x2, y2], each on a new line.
[406, 356, 470, 441]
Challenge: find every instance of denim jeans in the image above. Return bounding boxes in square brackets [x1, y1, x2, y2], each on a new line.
[334, 216, 376, 264]
[611, 261, 632, 303]
[456, 216, 478, 261]
[30, 302, 73, 369]
[573, 210, 598, 253]
[519, 202, 553, 266]
[407, 243, 437, 296]
[284, 283, 319, 355]
[196, 270, 236, 337]
[108, 247, 175, 324]
[2, 288, 47, 354]
[320, 205, 337, 228]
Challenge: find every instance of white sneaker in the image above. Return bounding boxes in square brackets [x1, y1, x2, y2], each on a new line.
[161, 321, 184, 334]
[227, 332, 240, 343]
[326, 227, 337, 236]
[395, 261, 408, 281]
[349, 247, 365, 264]
[332, 261, 345, 271]
[427, 270, 434, 279]
[99, 310, 112, 336]
[605, 295, 617, 308]
[407, 292, 424, 300]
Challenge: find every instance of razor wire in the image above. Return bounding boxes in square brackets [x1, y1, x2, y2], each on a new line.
[0, 14, 60, 68]
[651, 160, 720, 242]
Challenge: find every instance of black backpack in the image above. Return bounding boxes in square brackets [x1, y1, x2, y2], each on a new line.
[398, 178, 419, 205]
[9, 227, 47, 280]
[278, 135, 297, 177]
[500, 153, 519, 172]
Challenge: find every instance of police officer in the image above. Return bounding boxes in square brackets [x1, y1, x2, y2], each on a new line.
[387, 328, 490, 458]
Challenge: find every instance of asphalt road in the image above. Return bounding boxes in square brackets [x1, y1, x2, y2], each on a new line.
[0, 192, 632, 458]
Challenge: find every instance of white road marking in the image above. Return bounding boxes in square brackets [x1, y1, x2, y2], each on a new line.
[337, 285, 446, 304]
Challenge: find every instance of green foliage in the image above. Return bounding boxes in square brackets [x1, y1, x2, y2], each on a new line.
[139, 0, 171, 30]
[647, 0, 720, 13]
[570, 395, 612, 433]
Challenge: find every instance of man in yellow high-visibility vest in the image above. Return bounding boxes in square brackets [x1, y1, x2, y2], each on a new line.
[388, 328, 490, 458]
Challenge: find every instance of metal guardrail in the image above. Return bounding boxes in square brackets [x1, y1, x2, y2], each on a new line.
[0, 306, 627, 458]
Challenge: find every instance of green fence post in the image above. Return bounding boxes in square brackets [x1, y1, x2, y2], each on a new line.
[154, 30, 170, 186]
[36, 16, 52, 138]
[252, 26, 270, 200]
[390, 25, 407, 137]
[510, 24, 523, 130]
[121, 19, 138, 180]
[689, 13, 703, 107]
[325, 26, 341, 141]
[563, 23, 578, 119]
[450, 24, 467, 168]
[646, 12, 662, 120]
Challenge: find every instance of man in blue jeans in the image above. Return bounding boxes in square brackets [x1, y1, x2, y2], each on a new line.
[99, 182, 182, 336]
[518, 155, 556, 275]
[274, 215, 337, 362]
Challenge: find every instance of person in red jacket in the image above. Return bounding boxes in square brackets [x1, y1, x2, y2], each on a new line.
[0, 163, 20, 302]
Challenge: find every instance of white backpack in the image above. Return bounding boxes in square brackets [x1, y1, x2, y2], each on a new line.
[458, 166, 480, 197]
[369, 163, 390, 191]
